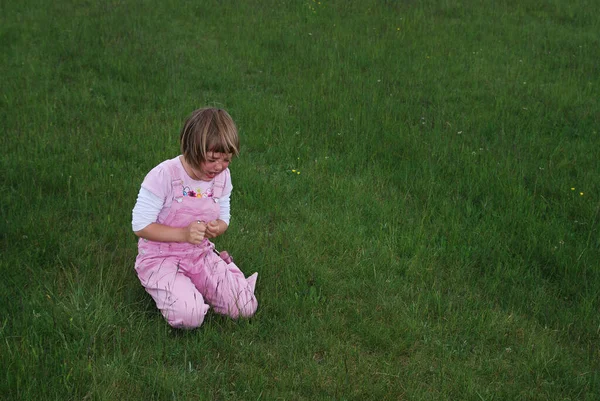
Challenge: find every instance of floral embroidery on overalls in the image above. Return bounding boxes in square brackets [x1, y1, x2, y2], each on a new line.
[183, 185, 214, 198]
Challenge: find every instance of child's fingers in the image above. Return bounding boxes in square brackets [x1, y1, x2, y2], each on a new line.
[191, 220, 206, 232]
[186, 221, 206, 243]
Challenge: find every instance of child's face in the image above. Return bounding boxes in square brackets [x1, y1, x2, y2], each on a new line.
[191, 151, 232, 181]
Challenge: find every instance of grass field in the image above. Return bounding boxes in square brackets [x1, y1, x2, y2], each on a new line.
[1, 0, 599, 399]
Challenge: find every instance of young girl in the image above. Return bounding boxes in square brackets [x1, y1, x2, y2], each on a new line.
[132, 108, 258, 329]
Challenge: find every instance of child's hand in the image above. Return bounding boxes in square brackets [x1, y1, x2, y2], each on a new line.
[186, 220, 206, 244]
[205, 220, 221, 239]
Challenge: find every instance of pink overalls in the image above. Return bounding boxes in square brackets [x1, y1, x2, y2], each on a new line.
[135, 164, 258, 329]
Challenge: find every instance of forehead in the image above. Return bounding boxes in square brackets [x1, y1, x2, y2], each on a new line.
[206, 151, 232, 159]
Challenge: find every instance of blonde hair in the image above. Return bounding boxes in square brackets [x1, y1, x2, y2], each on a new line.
[180, 108, 239, 167]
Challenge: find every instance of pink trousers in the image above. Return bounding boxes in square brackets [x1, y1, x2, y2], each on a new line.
[135, 240, 258, 329]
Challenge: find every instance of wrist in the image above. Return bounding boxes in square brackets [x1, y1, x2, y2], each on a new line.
[181, 226, 192, 243]
[217, 220, 228, 236]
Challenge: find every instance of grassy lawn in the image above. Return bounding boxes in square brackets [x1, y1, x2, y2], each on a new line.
[1, 0, 599, 399]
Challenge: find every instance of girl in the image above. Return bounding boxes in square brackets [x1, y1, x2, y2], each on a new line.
[132, 108, 258, 329]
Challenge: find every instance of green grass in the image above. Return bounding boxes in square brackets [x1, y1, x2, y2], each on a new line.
[1, 0, 599, 399]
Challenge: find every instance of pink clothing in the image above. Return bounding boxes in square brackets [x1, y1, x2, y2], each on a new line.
[141, 156, 233, 226]
[134, 158, 257, 329]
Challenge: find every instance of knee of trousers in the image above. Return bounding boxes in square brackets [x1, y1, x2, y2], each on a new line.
[164, 302, 210, 329]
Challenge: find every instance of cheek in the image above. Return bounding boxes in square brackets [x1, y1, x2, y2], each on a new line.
[200, 162, 214, 171]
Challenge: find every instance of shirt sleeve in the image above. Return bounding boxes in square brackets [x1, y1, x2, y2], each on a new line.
[218, 171, 233, 225]
[132, 187, 165, 232]
[140, 163, 172, 200]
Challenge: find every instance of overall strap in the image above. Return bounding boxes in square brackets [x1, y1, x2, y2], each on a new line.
[167, 158, 184, 203]
[212, 169, 228, 199]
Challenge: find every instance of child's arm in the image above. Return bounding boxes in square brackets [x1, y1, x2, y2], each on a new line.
[205, 220, 228, 239]
[135, 221, 207, 245]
